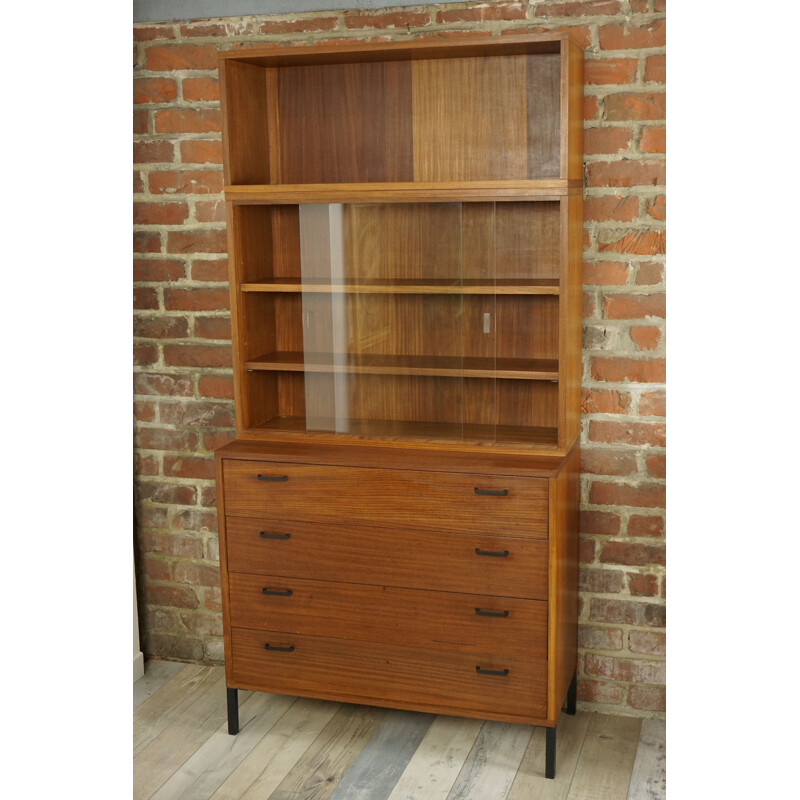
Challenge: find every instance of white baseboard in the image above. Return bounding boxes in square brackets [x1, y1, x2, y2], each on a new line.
[134, 651, 145, 682]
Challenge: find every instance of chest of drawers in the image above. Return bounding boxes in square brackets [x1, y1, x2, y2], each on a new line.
[215, 440, 579, 776]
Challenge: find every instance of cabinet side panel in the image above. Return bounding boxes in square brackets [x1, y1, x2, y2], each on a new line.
[221, 61, 271, 185]
[547, 444, 580, 721]
[215, 457, 234, 686]
[563, 40, 584, 182]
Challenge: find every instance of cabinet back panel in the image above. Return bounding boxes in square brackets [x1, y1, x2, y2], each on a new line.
[495, 296, 559, 361]
[527, 53, 561, 179]
[495, 202, 560, 280]
[278, 61, 414, 184]
[497, 380, 558, 430]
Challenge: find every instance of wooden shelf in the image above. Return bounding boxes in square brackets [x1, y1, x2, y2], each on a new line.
[241, 278, 559, 295]
[251, 415, 559, 447]
[244, 352, 558, 381]
[225, 181, 580, 205]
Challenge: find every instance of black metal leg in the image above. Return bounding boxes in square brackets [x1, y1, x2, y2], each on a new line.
[566, 669, 577, 715]
[227, 687, 239, 735]
[545, 725, 557, 779]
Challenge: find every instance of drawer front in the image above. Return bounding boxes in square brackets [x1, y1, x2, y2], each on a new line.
[225, 517, 548, 600]
[230, 627, 547, 723]
[228, 575, 546, 658]
[222, 460, 548, 538]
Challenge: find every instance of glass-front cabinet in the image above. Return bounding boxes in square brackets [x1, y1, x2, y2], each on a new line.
[233, 200, 566, 447]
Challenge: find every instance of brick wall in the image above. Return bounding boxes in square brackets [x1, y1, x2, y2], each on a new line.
[133, 0, 666, 718]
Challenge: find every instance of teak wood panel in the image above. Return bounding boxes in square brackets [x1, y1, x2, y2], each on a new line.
[228, 575, 547, 658]
[222, 460, 549, 537]
[224, 516, 549, 599]
[229, 628, 548, 724]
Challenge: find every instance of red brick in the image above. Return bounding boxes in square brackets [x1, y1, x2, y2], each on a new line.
[645, 453, 666, 479]
[598, 19, 666, 50]
[195, 316, 231, 340]
[605, 92, 666, 121]
[644, 54, 666, 83]
[629, 0, 649, 10]
[203, 431, 236, 452]
[134, 315, 189, 339]
[627, 572, 659, 597]
[584, 127, 633, 155]
[134, 231, 160, 253]
[344, 11, 429, 29]
[536, 0, 621, 15]
[134, 171, 144, 193]
[584, 95, 599, 120]
[180, 139, 223, 164]
[142, 555, 171, 582]
[629, 630, 666, 656]
[628, 514, 664, 537]
[587, 160, 665, 188]
[640, 126, 666, 153]
[586, 653, 665, 684]
[135, 426, 200, 452]
[134, 202, 189, 226]
[174, 561, 221, 588]
[259, 17, 338, 34]
[191, 258, 229, 282]
[133, 257, 186, 283]
[636, 261, 664, 285]
[628, 684, 665, 712]
[437, 3, 526, 22]
[604, 292, 665, 319]
[160, 400, 235, 428]
[580, 388, 632, 414]
[655, 0, 666, 11]
[141, 584, 199, 610]
[138, 481, 198, 506]
[134, 400, 156, 423]
[584, 292, 597, 318]
[600, 542, 665, 567]
[599, 229, 666, 255]
[589, 419, 665, 446]
[134, 140, 175, 164]
[204, 588, 223, 613]
[584, 195, 638, 222]
[179, 610, 223, 637]
[171, 509, 218, 532]
[578, 679, 624, 705]
[195, 200, 226, 223]
[134, 372, 194, 397]
[136, 505, 169, 529]
[630, 325, 661, 351]
[579, 625, 624, 650]
[141, 530, 204, 558]
[581, 448, 637, 477]
[647, 196, 666, 220]
[197, 375, 233, 399]
[639, 390, 666, 416]
[149, 169, 224, 195]
[581, 510, 621, 536]
[135, 453, 159, 476]
[178, 22, 229, 37]
[134, 287, 158, 310]
[585, 57, 637, 85]
[583, 262, 630, 286]
[589, 481, 666, 509]
[155, 109, 221, 135]
[146, 44, 219, 71]
[164, 288, 229, 312]
[133, 109, 148, 134]
[134, 77, 177, 104]
[164, 456, 216, 480]
[580, 539, 596, 563]
[134, 24, 175, 42]
[591, 357, 666, 383]
[182, 77, 220, 102]
[579, 568, 624, 593]
[167, 229, 228, 254]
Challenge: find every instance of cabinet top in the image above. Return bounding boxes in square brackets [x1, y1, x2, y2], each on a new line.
[217, 30, 583, 68]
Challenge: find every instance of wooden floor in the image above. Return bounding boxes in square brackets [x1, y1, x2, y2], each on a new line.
[134, 660, 665, 800]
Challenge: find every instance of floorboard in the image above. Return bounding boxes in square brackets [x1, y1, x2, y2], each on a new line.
[132, 661, 665, 800]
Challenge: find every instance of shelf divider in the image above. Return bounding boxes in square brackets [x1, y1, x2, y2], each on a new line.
[241, 277, 559, 295]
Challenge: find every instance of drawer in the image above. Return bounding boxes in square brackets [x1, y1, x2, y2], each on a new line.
[228, 575, 546, 658]
[230, 627, 547, 724]
[225, 517, 548, 600]
[222, 460, 548, 538]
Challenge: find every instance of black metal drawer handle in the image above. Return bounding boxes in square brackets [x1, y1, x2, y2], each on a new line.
[262, 588, 293, 597]
[260, 532, 291, 540]
[264, 643, 295, 652]
[257, 474, 289, 482]
[474, 488, 508, 496]
[475, 608, 509, 618]
[476, 666, 509, 676]
[475, 548, 510, 558]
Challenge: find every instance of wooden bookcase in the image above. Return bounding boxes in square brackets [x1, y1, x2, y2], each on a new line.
[214, 33, 583, 778]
